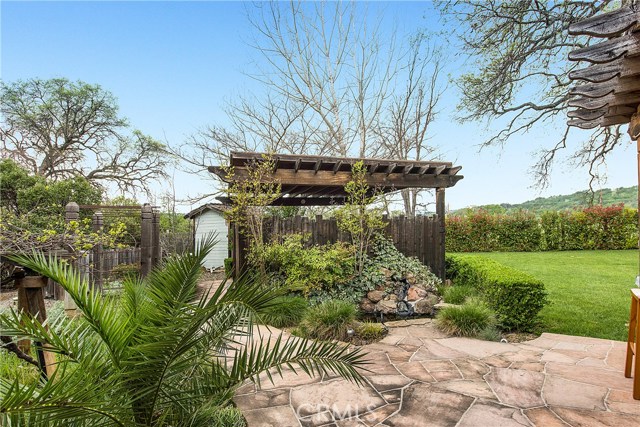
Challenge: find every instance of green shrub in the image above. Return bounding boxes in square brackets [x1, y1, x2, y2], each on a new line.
[0, 351, 40, 387]
[442, 285, 477, 304]
[259, 296, 308, 328]
[371, 237, 440, 286]
[447, 205, 638, 252]
[296, 300, 356, 341]
[446, 210, 541, 252]
[436, 298, 496, 337]
[224, 257, 234, 276]
[262, 234, 355, 295]
[446, 254, 548, 331]
[207, 406, 246, 427]
[478, 325, 503, 342]
[108, 263, 140, 281]
[355, 321, 387, 341]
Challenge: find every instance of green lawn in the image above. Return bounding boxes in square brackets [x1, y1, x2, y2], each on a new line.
[464, 250, 638, 341]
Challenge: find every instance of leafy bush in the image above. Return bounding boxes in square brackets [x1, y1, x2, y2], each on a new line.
[296, 300, 357, 341]
[259, 295, 308, 328]
[446, 210, 541, 252]
[540, 205, 637, 251]
[446, 254, 548, 331]
[371, 237, 440, 286]
[436, 298, 496, 337]
[442, 285, 477, 304]
[224, 257, 233, 276]
[355, 321, 387, 341]
[108, 263, 140, 281]
[447, 205, 638, 252]
[263, 234, 355, 295]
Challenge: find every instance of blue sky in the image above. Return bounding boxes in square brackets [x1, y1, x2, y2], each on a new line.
[2, 1, 636, 212]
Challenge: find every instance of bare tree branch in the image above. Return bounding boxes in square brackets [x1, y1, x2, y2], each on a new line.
[437, 0, 621, 188]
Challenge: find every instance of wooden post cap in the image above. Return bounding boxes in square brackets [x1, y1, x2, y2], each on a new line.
[16, 276, 48, 289]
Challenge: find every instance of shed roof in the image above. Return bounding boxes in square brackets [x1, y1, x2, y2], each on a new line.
[209, 152, 463, 206]
[183, 203, 228, 219]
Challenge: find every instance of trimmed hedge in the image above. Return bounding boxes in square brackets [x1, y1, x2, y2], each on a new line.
[446, 254, 548, 331]
[446, 205, 637, 252]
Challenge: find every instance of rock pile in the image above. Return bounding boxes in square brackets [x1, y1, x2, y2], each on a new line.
[359, 268, 441, 317]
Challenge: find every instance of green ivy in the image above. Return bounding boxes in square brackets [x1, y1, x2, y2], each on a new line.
[318, 236, 441, 305]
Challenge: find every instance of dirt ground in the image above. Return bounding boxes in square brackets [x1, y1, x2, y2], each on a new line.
[0, 287, 61, 313]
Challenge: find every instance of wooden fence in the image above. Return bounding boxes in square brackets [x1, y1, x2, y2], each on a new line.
[263, 215, 445, 279]
[46, 248, 142, 299]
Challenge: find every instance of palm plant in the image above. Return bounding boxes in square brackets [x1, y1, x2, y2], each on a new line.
[0, 238, 366, 426]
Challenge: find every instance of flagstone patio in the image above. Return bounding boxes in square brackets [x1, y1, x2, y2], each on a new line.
[234, 319, 640, 427]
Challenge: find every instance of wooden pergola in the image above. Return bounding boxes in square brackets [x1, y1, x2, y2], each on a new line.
[567, 4, 640, 400]
[567, 5, 640, 218]
[567, 5, 640, 131]
[209, 151, 463, 277]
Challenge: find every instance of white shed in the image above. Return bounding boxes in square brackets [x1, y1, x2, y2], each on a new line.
[184, 204, 229, 270]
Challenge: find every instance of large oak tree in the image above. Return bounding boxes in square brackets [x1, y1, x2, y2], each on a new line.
[0, 78, 169, 194]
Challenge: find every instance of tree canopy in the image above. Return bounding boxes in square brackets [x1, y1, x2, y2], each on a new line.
[436, 0, 620, 188]
[0, 78, 170, 194]
[176, 1, 445, 215]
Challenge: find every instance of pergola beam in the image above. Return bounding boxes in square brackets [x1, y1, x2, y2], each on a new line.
[212, 167, 462, 189]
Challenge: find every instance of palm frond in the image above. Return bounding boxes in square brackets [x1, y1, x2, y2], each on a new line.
[7, 252, 133, 366]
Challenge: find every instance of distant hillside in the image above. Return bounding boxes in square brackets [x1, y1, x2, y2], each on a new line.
[457, 186, 637, 214]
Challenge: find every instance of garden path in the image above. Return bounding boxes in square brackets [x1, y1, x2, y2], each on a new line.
[234, 318, 640, 427]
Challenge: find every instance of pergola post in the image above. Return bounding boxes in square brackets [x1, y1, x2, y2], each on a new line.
[436, 188, 446, 281]
[233, 222, 248, 279]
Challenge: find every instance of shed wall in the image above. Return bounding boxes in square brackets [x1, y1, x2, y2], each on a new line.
[193, 210, 228, 269]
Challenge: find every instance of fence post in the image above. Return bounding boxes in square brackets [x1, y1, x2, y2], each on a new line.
[92, 211, 104, 292]
[140, 204, 153, 277]
[152, 211, 161, 268]
[63, 202, 80, 309]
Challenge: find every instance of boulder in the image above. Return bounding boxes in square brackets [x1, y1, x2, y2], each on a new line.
[360, 298, 376, 313]
[414, 294, 439, 315]
[380, 268, 393, 279]
[383, 294, 398, 302]
[367, 290, 385, 303]
[384, 280, 397, 289]
[375, 299, 397, 314]
[407, 286, 428, 301]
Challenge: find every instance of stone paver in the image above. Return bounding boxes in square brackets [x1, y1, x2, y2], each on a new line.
[234, 318, 640, 426]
